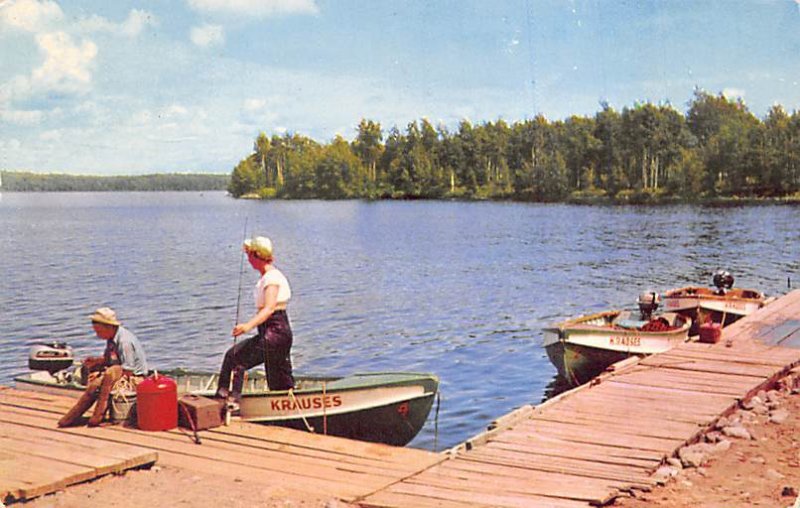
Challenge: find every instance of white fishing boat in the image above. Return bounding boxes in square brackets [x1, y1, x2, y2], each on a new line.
[662, 270, 768, 332]
[543, 293, 691, 386]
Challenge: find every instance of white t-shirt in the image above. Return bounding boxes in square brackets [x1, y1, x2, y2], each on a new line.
[254, 267, 292, 309]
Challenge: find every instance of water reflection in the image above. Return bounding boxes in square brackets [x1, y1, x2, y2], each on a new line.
[541, 374, 574, 402]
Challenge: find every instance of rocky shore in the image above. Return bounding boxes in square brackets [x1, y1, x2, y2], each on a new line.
[616, 369, 800, 508]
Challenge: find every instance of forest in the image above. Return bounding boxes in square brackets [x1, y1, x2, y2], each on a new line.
[1, 172, 229, 192]
[228, 90, 800, 203]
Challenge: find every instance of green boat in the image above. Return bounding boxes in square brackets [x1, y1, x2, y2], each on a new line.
[15, 365, 439, 447]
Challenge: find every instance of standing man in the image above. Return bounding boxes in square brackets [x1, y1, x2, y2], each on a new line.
[58, 307, 149, 427]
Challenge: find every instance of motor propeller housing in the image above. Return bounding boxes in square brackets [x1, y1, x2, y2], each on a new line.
[713, 270, 734, 291]
[637, 291, 660, 318]
[29, 342, 74, 373]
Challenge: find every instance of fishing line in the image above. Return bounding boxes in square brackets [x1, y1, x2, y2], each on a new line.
[229, 216, 249, 396]
[234, 216, 249, 331]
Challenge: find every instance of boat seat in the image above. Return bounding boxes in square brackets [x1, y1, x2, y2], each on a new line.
[613, 311, 647, 330]
[615, 318, 649, 330]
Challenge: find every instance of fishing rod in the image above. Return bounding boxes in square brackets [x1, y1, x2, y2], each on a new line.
[228, 216, 248, 405]
[234, 216, 249, 332]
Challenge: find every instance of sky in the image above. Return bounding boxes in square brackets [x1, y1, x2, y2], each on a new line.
[1, 0, 800, 175]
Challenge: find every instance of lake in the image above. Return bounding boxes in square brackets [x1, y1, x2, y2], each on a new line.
[1, 191, 798, 450]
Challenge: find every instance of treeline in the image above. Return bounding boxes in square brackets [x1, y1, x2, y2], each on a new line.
[229, 90, 800, 203]
[1, 172, 229, 192]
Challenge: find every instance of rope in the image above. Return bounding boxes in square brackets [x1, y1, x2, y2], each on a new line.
[287, 389, 314, 433]
[178, 401, 202, 445]
[109, 375, 138, 423]
[433, 391, 441, 452]
[322, 381, 328, 435]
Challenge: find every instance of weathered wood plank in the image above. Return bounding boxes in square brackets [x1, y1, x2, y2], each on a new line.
[376, 481, 591, 508]
[359, 490, 498, 508]
[0, 452, 98, 501]
[529, 409, 703, 440]
[507, 421, 686, 451]
[0, 405, 404, 499]
[453, 452, 655, 487]
[402, 467, 615, 504]
[0, 387, 440, 470]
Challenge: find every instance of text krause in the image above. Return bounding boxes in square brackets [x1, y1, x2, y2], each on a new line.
[609, 336, 641, 347]
[270, 395, 343, 412]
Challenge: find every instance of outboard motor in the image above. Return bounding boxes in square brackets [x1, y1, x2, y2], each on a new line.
[637, 291, 660, 320]
[713, 270, 734, 293]
[29, 342, 74, 374]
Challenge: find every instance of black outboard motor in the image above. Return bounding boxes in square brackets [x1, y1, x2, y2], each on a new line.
[637, 291, 660, 320]
[713, 270, 734, 293]
[29, 342, 74, 374]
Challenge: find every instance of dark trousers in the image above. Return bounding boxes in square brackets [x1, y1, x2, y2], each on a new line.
[216, 310, 294, 397]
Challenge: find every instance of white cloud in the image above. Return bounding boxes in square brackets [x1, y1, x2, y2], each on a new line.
[77, 9, 157, 37]
[131, 109, 153, 125]
[39, 129, 61, 141]
[243, 98, 267, 112]
[31, 32, 97, 93]
[163, 104, 189, 118]
[0, 108, 44, 125]
[240, 97, 281, 126]
[0, 138, 22, 151]
[190, 24, 224, 47]
[0, 0, 63, 32]
[186, 0, 319, 18]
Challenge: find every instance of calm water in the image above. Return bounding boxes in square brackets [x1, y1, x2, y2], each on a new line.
[1, 192, 799, 449]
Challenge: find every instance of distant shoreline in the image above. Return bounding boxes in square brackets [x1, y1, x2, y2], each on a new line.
[3, 171, 799, 206]
[0, 171, 229, 192]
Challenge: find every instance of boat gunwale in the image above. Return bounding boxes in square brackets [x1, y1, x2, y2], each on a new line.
[13, 370, 440, 398]
[543, 310, 691, 338]
[662, 285, 766, 302]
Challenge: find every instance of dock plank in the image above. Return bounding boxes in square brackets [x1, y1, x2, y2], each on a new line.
[0, 386, 443, 503]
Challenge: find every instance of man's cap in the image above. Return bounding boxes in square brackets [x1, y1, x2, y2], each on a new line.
[90, 307, 121, 326]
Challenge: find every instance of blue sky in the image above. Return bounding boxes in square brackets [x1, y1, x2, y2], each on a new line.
[1, 0, 800, 174]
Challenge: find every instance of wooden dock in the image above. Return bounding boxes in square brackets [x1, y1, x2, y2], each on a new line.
[357, 289, 800, 507]
[3, 290, 800, 507]
[0, 387, 445, 504]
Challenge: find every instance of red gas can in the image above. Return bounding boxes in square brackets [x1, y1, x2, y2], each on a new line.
[698, 322, 722, 344]
[136, 373, 178, 431]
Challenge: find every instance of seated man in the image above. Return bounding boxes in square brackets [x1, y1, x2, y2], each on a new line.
[58, 307, 149, 427]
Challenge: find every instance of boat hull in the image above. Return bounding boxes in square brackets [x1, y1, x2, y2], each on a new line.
[543, 310, 690, 386]
[544, 339, 630, 386]
[260, 393, 436, 446]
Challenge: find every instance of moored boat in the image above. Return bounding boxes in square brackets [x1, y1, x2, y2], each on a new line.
[543, 293, 691, 386]
[662, 270, 767, 333]
[15, 365, 439, 447]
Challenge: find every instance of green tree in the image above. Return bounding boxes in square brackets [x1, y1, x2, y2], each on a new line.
[352, 119, 384, 185]
[228, 157, 263, 197]
[314, 136, 359, 198]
